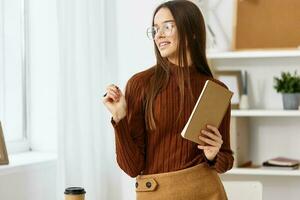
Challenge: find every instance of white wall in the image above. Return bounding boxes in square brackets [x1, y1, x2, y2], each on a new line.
[27, 0, 59, 152]
[116, 0, 160, 88]
[0, 161, 57, 200]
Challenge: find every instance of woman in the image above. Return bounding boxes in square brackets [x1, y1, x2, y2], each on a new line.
[103, 1, 233, 199]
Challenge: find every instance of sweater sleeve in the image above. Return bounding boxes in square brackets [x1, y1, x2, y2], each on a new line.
[212, 105, 234, 173]
[204, 79, 234, 173]
[111, 75, 146, 177]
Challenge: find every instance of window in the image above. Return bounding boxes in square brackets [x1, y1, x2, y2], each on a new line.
[0, 0, 29, 153]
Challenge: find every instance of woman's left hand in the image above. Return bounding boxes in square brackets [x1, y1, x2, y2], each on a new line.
[197, 124, 223, 161]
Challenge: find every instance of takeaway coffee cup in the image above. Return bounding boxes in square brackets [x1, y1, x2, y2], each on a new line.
[64, 187, 86, 200]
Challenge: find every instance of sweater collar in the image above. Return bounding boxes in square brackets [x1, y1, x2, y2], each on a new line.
[166, 60, 198, 74]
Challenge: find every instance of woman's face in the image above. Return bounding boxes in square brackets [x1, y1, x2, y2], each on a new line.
[154, 8, 178, 61]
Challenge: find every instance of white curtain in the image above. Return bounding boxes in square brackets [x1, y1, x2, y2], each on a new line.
[56, 0, 121, 199]
[0, 0, 4, 119]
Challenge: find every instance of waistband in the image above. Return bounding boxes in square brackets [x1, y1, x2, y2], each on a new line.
[136, 163, 209, 192]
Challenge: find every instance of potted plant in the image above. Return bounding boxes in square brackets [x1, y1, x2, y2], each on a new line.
[274, 71, 300, 110]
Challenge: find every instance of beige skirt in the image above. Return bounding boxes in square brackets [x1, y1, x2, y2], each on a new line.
[135, 163, 227, 200]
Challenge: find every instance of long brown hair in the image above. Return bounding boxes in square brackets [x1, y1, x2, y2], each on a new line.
[145, 0, 213, 131]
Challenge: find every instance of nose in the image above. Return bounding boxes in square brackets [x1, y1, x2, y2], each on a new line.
[155, 29, 166, 40]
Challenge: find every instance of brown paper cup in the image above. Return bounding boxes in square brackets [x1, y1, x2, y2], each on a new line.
[65, 194, 85, 200]
[64, 187, 86, 200]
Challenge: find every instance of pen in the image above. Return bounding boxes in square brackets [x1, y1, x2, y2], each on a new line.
[103, 85, 118, 97]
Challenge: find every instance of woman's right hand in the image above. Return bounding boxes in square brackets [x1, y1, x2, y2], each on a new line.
[102, 84, 127, 123]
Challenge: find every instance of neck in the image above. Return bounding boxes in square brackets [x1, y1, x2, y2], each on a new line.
[167, 51, 192, 67]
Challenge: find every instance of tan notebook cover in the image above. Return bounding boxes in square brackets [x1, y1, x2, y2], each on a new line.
[0, 121, 9, 165]
[181, 80, 233, 145]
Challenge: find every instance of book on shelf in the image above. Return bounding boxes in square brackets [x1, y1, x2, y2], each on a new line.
[262, 162, 299, 170]
[262, 157, 300, 170]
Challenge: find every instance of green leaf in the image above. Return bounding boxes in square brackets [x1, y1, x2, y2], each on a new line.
[273, 71, 300, 93]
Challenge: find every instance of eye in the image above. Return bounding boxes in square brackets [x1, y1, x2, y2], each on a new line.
[164, 23, 173, 30]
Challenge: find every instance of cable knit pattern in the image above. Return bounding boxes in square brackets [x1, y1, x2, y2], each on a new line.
[111, 64, 233, 177]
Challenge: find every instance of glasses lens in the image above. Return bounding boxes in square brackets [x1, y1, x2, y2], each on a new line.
[146, 27, 156, 40]
[146, 23, 174, 40]
[163, 23, 173, 36]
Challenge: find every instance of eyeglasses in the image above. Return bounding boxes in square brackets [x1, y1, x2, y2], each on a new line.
[146, 22, 175, 40]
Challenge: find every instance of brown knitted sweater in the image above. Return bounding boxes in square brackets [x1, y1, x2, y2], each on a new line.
[111, 63, 233, 178]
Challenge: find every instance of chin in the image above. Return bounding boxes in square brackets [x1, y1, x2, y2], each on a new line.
[160, 53, 168, 58]
[159, 50, 173, 58]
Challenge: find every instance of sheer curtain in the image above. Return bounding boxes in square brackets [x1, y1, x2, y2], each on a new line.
[56, 0, 121, 199]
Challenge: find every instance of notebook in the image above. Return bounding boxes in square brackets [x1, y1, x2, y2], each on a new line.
[262, 158, 299, 170]
[181, 80, 233, 145]
[0, 121, 9, 165]
[263, 157, 300, 167]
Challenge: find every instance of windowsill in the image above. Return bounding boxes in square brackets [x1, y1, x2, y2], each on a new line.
[0, 151, 57, 175]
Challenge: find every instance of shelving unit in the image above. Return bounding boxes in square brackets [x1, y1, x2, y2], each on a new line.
[207, 50, 300, 59]
[231, 109, 300, 117]
[226, 167, 300, 177]
[208, 49, 300, 181]
[228, 109, 300, 176]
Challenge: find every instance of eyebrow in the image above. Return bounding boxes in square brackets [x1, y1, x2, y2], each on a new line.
[154, 20, 175, 26]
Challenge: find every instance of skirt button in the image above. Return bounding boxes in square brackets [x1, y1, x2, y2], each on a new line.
[146, 182, 152, 188]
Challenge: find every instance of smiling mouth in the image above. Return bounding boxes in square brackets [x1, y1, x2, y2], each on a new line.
[159, 41, 171, 48]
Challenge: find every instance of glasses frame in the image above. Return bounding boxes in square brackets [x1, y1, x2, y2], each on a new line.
[146, 22, 176, 40]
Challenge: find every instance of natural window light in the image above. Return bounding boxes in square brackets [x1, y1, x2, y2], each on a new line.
[0, 0, 29, 153]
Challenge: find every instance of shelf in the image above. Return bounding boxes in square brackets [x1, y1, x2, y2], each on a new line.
[207, 50, 300, 59]
[0, 151, 57, 175]
[231, 109, 300, 117]
[225, 167, 300, 177]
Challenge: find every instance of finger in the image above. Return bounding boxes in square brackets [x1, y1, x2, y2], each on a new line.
[106, 84, 120, 93]
[107, 86, 120, 95]
[199, 136, 221, 148]
[197, 145, 208, 150]
[107, 88, 119, 99]
[197, 145, 218, 151]
[201, 130, 223, 144]
[104, 94, 116, 102]
[106, 84, 115, 90]
[206, 124, 222, 137]
[105, 91, 118, 102]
